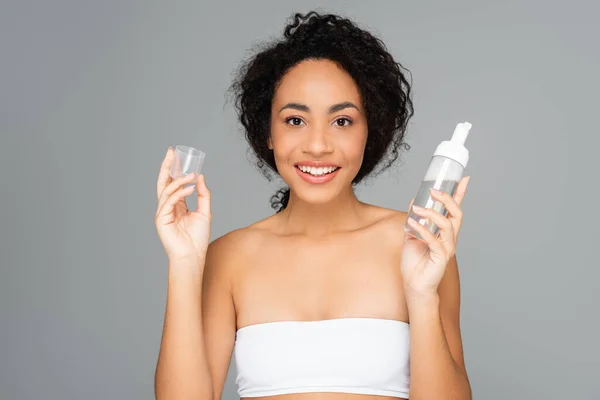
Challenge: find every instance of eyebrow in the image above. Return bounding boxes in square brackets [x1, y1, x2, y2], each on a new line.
[279, 101, 361, 114]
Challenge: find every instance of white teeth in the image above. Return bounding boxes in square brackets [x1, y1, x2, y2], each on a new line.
[298, 165, 338, 176]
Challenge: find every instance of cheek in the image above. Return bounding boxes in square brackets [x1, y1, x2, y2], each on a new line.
[342, 133, 368, 167]
[269, 133, 297, 172]
[270, 134, 293, 158]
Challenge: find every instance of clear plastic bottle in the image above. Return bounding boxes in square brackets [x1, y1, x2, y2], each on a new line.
[404, 122, 472, 240]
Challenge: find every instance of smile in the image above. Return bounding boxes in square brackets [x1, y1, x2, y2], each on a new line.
[294, 164, 341, 184]
[296, 165, 339, 176]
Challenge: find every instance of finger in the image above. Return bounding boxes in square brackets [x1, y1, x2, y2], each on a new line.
[157, 173, 196, 211]
[158, 173, 196, 210]
[157, 147, 174, 199]
[452, 176, 470, 207]
[429, 181, 468, 241]
[156, 185, 195, 223]
[429, 187, 463, 222]
[411, 205, 453, 235]
[411, 205, 456, 254]
[406, 217, 448, 262]
[407, 197, 415, 211]
[195, 174, 211, 218]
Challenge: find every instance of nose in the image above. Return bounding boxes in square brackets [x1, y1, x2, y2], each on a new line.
[302, 126, 333, 156]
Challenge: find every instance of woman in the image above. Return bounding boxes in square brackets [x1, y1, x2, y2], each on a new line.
[154, 11, 472, 400]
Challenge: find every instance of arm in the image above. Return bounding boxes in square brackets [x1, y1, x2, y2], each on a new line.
[407, 254, 472, 400]
[201, 237, 238, 399]
[154, 237, 237, 400]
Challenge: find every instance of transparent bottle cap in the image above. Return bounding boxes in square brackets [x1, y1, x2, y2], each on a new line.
[170, 145, 206, 178]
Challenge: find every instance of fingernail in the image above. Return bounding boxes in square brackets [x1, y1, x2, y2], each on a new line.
[430, 188, 442, 195]
[412, 205, 425, 212]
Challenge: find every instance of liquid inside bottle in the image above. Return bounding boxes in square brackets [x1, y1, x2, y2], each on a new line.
[405, 179, 459, 240]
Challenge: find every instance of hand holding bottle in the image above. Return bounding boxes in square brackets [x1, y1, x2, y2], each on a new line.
[401, 121, 473, 299]
[155, 147, 212, 264]
[401, 176, 470, 299]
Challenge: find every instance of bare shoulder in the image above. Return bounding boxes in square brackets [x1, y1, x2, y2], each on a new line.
[205, 216, 275, 273]
[363, 203, 409, 237]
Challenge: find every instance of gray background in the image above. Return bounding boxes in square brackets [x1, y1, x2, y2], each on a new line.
[1, 0, 598, 399]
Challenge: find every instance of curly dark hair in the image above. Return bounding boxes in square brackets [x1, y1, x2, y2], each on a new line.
[229, 11, 414, 212]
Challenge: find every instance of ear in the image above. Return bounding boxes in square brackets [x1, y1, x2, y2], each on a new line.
[267, 136, 273, 150]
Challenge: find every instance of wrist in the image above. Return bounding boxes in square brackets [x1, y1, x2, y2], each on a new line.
[168, 251, 205, 265]
[406, 292, 440, 314]
[168, 256, 205, 276]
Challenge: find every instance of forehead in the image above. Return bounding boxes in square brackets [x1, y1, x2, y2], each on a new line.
[273, 59, 362, 107]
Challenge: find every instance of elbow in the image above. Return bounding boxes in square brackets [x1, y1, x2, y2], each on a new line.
[455, 370, 472, 400]
[154, 377, 214, 400]
[464, 383, 473, 400]
[410, 371, 472, 400]
[459, 366, 472, 400]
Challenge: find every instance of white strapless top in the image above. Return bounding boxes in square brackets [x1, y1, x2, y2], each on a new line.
[234, 318, 411, 398]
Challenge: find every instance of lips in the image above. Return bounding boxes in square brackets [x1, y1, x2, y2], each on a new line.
[295, 164, 341, 184]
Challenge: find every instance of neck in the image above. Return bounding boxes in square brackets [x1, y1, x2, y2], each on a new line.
[277, 186, 365, 237]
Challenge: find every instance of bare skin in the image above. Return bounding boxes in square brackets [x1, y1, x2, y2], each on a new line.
[234, 205, 408, 329]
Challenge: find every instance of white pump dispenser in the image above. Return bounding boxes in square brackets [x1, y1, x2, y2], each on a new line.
[433, 121, 471, 168]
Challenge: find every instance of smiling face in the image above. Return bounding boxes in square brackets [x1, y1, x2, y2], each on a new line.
[269, 59, 368, 206]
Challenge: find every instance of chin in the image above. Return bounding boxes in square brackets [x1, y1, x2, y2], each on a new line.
[287, 178, 350, 206]
[292, 188, 341, 206]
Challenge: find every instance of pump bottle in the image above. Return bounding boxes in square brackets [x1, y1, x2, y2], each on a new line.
[404, 122, 472, 240]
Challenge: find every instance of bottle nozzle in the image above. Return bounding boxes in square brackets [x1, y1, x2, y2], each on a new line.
[450, 122, 472, 145]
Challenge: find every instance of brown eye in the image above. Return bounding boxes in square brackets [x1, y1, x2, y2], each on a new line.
[285, 117, 304, 126]
[334, 118, 352, 127]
